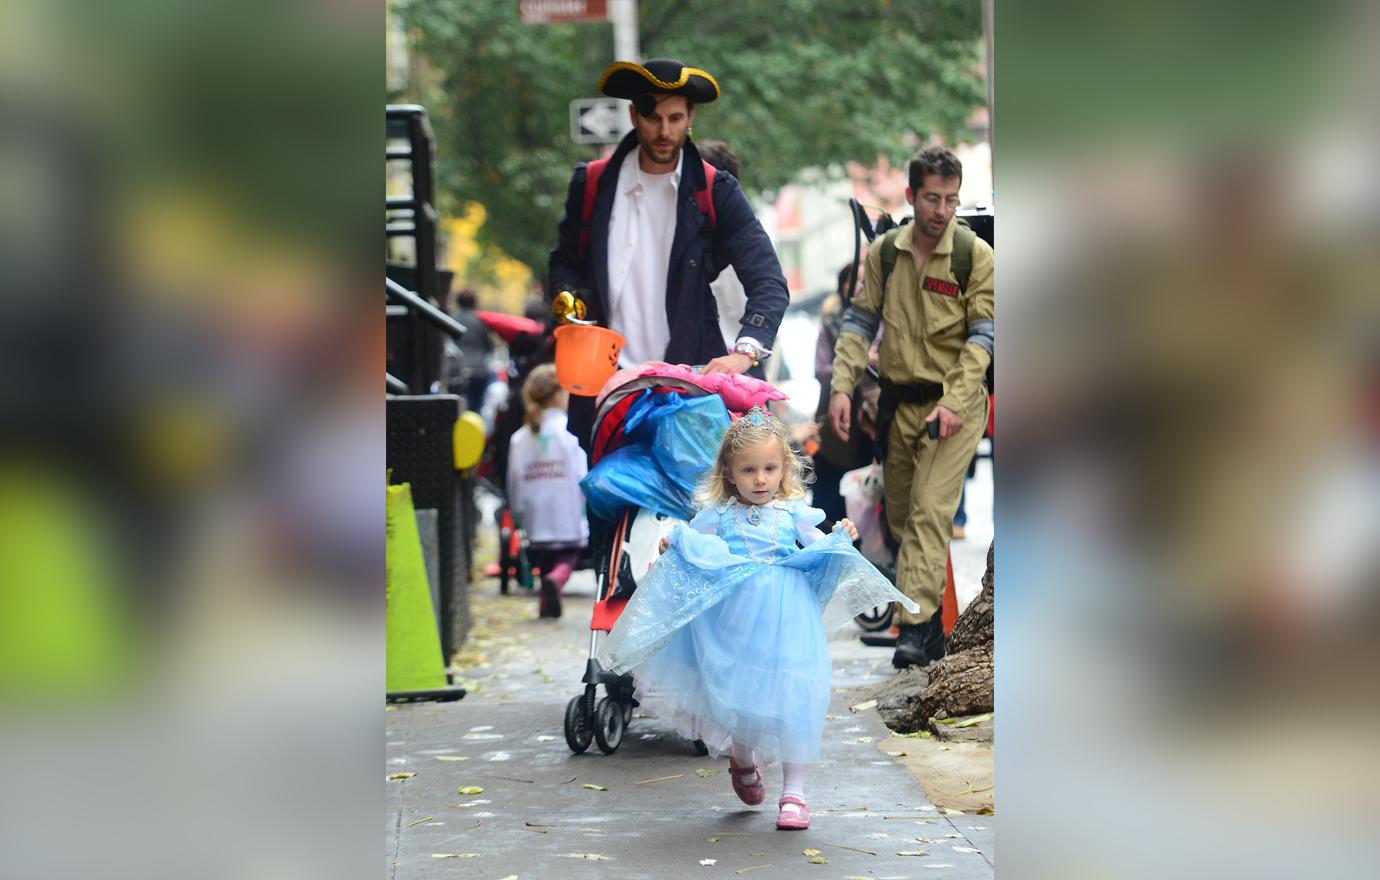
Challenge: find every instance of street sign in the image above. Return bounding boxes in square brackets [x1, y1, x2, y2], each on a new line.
[519, 0, 607, 24]
[570, 97, 629, 144]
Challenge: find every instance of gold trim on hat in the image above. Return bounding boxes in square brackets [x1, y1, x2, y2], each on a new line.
[597, 61, 721, 99]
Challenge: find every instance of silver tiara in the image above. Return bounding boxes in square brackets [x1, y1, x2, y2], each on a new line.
[726, 404, 786, 440]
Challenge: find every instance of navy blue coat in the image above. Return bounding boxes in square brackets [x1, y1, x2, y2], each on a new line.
[547, 132, 789, 365]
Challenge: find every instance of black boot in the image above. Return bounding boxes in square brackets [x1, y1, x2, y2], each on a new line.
[919, 606, 946, 663]
[891, 624, 927, 669]
[538, 576, 562, 618]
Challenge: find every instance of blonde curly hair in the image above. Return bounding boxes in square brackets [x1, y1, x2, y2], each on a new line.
[694, 407, 808, 508]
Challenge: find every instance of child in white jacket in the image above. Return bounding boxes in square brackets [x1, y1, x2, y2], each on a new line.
[506, 364, 589, 618]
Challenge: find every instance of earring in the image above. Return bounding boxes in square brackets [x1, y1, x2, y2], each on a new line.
[688, 126, 694, 138]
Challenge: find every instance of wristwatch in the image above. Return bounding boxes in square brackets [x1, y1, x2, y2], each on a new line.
[734, 341, 770, 366]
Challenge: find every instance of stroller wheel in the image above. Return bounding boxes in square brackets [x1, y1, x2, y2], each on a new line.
[593, 697, 625, 754]
[855, 602, 895, 633]
[563, 695, 593, 754]
[622, 701, 634, 727]
[692, 739, 710, 756]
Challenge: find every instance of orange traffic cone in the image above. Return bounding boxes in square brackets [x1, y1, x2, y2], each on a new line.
[941, 551, 959, 635]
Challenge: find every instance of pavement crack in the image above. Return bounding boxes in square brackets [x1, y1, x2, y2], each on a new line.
[944, 815, 994, 868]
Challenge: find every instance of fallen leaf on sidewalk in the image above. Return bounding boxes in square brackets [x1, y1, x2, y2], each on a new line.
[896, 849, 927, 856]
[385, 705, 398, 712]
[457, 786, 484, 795]
[633, 774, 683, 785]
[849, 699, 878, 712]
[463, 733, 504, 741]
[942, 808, 964, 815]
[884, 750, 907, 757]
[581, 784, 607, 791]
[953, 846, 980, 853]
[695, 769, 721, 778]
[735, 866, 772, 874]
[706, 837, 719, 843]
[387, 773, 416, 780]
[816, 805, 868, 813]
[935, 717, 958, 725]
[801, 848, 828, 864]
[404, 816, 433, 827]
[431, 853, 478, 859]
[823, 843, 877, 856]
[975, 807, 994, 815]
[866, 832, 891, 839]
[497, 876, 518, 880]
[433, 756, 469, 762]
[896, 730, 932, 739]
[556, 853, 610, 860]
[955, 713, 993, 728]
[699, 859, 717, 866]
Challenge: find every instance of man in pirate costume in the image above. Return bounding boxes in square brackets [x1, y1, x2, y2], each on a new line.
[547, 59, 789, 450]
[828, 146, 994, 669]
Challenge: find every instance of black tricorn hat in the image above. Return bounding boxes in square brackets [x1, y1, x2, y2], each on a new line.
[598, 59, 720, 115]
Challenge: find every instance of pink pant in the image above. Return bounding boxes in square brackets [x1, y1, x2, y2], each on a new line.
[534, 548, 581, 592]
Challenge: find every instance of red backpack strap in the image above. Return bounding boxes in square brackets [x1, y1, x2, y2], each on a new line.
[694, 160, 716, 229]
[577, 157, 610, 261]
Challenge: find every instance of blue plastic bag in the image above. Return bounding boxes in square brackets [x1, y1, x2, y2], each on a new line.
[651, 394, 729, 493]
[618, 389, 684, 443]
[581, 390, 729, 521]
[580, 442, 694, 522]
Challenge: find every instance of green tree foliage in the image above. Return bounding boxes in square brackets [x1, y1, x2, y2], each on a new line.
[395, 0, 984, 277]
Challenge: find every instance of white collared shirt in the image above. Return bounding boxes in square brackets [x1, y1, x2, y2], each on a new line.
[607, 149, 682, 367]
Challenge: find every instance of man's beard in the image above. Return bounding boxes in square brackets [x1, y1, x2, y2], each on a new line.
[641, 138, 680, 165]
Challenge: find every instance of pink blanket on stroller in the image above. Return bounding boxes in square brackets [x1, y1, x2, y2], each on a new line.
[595, 362, 787, 414]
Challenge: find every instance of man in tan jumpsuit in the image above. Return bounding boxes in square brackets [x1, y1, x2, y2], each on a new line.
[828, 146, 994, 668]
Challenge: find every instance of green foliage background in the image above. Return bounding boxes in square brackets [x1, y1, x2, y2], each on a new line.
[393, 0, 984, 278]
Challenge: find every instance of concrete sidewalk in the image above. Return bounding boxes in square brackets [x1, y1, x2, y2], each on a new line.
[386, 561, 995, 879]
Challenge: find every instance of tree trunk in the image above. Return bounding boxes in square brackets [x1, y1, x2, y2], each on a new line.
[918, 541, 994, 725]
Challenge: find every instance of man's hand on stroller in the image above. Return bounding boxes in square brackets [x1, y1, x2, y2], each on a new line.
[833, 518, 859, 541]
[702, 352, 753, 375]
[658, 536, 670, 555]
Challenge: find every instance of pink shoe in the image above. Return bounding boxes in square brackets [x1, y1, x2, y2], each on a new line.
[776, 795, 810, 830]
[728, 758, 765, 806]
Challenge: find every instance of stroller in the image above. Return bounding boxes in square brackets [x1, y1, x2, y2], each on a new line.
[562, 365, 783, 755]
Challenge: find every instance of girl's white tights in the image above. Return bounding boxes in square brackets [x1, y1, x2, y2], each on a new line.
[781, 762, 807, 800]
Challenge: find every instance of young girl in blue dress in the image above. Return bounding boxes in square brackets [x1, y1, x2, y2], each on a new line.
[600, 405, 917, 830]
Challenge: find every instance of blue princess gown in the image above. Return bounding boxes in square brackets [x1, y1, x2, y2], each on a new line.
[599, 497, 918, 765]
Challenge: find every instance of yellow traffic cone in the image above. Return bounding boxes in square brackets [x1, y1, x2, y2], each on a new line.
[386, 482, 453, 697]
